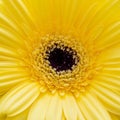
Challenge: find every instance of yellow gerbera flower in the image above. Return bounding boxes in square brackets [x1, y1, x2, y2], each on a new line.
[0, 0, 120, 120]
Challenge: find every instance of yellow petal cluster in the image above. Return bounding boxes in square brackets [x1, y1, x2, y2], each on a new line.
[0, 0, 120, 120]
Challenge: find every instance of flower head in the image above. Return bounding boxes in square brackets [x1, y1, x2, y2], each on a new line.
[0, 0, 120, 120]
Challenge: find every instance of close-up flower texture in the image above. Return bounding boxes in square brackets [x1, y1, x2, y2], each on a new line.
[0, 0, 120, 120]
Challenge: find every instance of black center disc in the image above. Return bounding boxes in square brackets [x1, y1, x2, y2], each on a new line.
[46, 44, 79, 72]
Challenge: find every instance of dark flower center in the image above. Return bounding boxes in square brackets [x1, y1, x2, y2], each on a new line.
[45, 44, 79, 72]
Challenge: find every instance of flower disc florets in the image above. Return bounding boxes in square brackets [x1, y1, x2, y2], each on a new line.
[29, 34, 96, 96]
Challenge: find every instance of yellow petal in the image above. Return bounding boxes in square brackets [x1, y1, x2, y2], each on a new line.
[0, 71, 29, 95]
[0, 81, 40, 117]
[93, 73, 120, 92]
[0, 0, 33, 32]
[28, 94, 51, 120]
[6, 108, 29, 120]
[62, 94, 85, 120]
[0, 26, 25, 48]
[92, 85, 120, 115]
[110, 113, 120, 120]
[0, 47, 19, 59]
[77, 92, 111, 120]
[95, 20, 120, 50]
[46, 93, 62, 120]
[97, 43, 120, 63]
